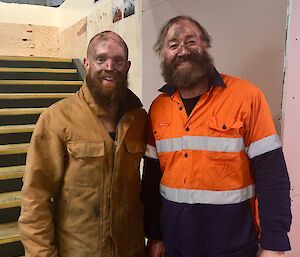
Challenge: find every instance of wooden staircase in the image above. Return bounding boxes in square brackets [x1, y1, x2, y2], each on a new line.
[0, 56, 84, 256]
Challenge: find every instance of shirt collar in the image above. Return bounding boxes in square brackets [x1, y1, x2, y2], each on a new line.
[158, 67, 225, 97]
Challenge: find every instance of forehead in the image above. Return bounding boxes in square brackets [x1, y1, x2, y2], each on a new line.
[90, 34, 126, 56]
[165, 20, 201, 41]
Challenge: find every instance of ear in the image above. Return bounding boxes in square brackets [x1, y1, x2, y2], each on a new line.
[125, 60, 131, 74]
[83, 57, 89, 72]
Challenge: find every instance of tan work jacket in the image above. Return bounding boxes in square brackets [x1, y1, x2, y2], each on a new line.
[19, 83, 147, 257]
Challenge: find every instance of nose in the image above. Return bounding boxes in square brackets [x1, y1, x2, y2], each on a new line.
[104, 59, 114, 71]
[177, 43, 189, 56]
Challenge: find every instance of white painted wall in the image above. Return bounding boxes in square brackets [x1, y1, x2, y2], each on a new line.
[142, 0, 287, 134]
[57, 0, 108, 31]
[0, 2, 58, 26]
[282, 0, 300, 256]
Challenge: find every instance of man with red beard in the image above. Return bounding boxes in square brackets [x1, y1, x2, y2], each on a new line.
[19, 31, 147, 257]
[142, 16, 291, 257]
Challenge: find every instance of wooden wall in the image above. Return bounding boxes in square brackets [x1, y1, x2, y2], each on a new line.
[0, 23, 59, 57]
[58, 18, 87, 60]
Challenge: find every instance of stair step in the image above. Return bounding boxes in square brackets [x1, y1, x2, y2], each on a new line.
[0, 80, 82, 85]
[0, 191, 21, 209]
[0, 222, 20, 245]
[0, 143, 29, 155]
[0, 67, 77, 74]
[0, 108, 46, 115]
[0, 166, 25, 180]
[0, 93, 73, 99]
[0, 124, 35, 134]
[0, 56, 72, 63]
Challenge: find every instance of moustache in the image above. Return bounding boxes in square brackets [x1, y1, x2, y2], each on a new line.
[171, 52, 202, 68]
[99, 71, 120, 79]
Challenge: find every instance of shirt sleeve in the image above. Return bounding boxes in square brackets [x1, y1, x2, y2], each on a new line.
[245, 88, 291, 251]
[18, 111, 65, 257]
[141, 116, 163, 240]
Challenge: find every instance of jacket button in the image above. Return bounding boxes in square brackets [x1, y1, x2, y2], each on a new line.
[179, 106, 183, 111]
[184, 153, 188, 158]
[222, 124, 227, 130]
[185, 127, 190, 132]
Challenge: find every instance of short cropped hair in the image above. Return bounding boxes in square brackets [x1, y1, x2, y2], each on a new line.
[87, 31, 129, 60]
[153, 15, 212, 57]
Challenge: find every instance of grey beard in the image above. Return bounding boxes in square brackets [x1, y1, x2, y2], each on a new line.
[161, 50, 215, 89]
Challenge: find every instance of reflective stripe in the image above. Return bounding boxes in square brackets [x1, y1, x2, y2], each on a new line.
[160, 184, 255, 205]
[156, 136, 244, 153]
[145, 144, 158, 159]
[246, 134, 282, 159]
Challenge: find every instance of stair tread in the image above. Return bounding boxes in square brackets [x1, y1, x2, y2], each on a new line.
[0, 67, 77, 73]
[0, 143, 29, 155]
[0, 56, 72, 63]
[0, 124, 35, 134]
[0, 93, 74, 99]
[0, 107, 46, 115]
[0, 191, 21, 209]
[0, 222, 20, 244]
[0, 165, 25, 180]
[0, 80, 82, 85]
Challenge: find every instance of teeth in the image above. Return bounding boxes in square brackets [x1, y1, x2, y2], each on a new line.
[104, 77, 115, 81]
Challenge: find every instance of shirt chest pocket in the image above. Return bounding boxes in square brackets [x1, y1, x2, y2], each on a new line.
[207, 117, 245, 162]
[208, 116, 244, 138]
[66, 141, 104, 187]
[153, 122, 171, 141]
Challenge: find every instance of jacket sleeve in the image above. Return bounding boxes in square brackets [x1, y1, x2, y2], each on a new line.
[244, 88, 291, 251]
[18, 111, 65, 257]
[141, 116, 163, 240]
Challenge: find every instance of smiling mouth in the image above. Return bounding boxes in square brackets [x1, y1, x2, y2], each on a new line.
[103, 77, 116, 81]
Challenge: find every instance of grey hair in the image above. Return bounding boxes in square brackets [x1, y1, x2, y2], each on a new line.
[153, 15, 212, 57]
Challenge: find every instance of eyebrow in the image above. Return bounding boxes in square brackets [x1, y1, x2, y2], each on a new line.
[167, 34, 198, 43]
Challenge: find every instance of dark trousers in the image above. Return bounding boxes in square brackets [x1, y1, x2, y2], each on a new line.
[161, 198, 259, 257]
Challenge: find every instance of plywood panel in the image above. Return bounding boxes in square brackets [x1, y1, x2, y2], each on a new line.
[0, 23, 59, 57]
[59, 17, 87, 60]
[86, 0, 142, 97]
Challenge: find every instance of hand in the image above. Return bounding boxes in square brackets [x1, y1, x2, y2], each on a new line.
[258, 250, 285, 257]
[147, 240, 166, 257]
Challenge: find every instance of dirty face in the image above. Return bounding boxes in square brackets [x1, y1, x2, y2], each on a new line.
[161, 20, 214, 89]
[84, 33, 131, 107]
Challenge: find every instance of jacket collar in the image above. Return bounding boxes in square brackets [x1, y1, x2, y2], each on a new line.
[158, 68, 225, 97]
[80, 81, 143, 117]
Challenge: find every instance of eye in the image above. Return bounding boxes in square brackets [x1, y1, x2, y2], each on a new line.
[113, 57, 125, 66]
[186, 40, 196, 46]
[169, 43, 178, 50]
[96, 57, 105, 64]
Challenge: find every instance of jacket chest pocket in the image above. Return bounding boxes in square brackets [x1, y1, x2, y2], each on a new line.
[66, 141, 104, 187]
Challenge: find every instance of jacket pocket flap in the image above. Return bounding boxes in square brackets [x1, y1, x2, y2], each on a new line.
[67, 141, 104, 158]
[124, 138, 145, 154]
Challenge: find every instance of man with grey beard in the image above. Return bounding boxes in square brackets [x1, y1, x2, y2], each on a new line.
[142, 16, 291, 257]
[19, 31, 147, 257]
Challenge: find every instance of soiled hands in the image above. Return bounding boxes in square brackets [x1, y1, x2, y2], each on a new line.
[147, 240, 166, 257]
[258, 250, 285, 257]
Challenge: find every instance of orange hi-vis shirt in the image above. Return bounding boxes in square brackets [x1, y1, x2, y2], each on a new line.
[146, 74, 281, 205]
